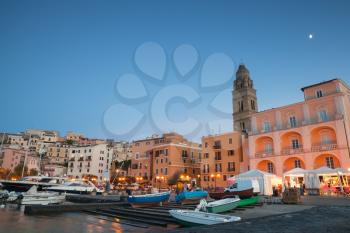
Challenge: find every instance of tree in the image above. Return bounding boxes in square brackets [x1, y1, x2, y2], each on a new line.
[13, 164, 28, 178]
[29, 168, 38, 176]
[167, 170, 182, 186]
[65, 139, 74, 145]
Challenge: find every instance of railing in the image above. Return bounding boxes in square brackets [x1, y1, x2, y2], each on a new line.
[69, 158, 75, 161]
[311, 143, 338, 152]
[78, 158, 84, 161]
[255, 150, 274, 158]
[213, 144, 221, 149]
[85, 156, 92, 161]
[281, 146, 304, 155]
[251, 114, 343, 136]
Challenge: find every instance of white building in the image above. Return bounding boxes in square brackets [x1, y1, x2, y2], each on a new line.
[67, 144, 113, 183]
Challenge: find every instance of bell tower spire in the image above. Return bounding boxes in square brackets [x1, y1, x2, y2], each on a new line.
[232, 64, 258, 132]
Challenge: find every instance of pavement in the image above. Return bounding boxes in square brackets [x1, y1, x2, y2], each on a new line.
[154, 196, 350, 233]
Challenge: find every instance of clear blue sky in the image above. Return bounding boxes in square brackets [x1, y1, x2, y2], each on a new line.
[1, 0, 350, 141]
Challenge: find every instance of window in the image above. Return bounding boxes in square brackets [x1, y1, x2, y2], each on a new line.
[204, 176, 209, 181]
[215, 151, 221, 160]
[326, 157, 334, 169]
[321, 134, 331, 144]
[289, 116, 297, 128]
[164, 168, 168, 175]
[263, 121, 271, 132]
[156, 169, 158, 175]
[215, 163, 222, 172]
[228, 150, 235, 156]
[316, 90, 323, 98]
[203, 164, 210, 173]
[291, 139, 300, 149]
[204, 153, 209, 159]
[251, 100, 255, 110]
[228, 162, 235, 172]
[160, 168, 163, 174]
[238, 101, 244, 112]
[205, 142, 208, 148]
[294, 160, 301, 168]
[229, 138, 232, 144]
[267, 162, 274, 173]
[240, 122, 246, 130]
[319, 110, 328, 122]
[264, 143, 273, 153]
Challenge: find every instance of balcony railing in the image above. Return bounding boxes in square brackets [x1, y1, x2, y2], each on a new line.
[255, 150, 274, 158]
[281, 146, 304, 155]
[311, 143, 338, 152]
[85, 156, 92, 161]
[213, 144, 221, 149]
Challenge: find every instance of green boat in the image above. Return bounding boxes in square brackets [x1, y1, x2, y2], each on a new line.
[238, 196, 259, 207]
[206, 197, 240, 213]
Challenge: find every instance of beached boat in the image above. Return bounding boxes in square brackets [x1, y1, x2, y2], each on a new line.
[206, 197, 240, 213]
[238, 196, 259, 207]
[128, 191, 170, 207]
[169, 209, 241, 226]
[209, 188, 253, 200]
[175, 190, 208, 203]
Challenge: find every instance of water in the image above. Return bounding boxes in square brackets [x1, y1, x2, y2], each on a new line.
[0, 205, 150, 233]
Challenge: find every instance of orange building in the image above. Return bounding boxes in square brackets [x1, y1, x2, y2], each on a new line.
[248, 79, 350, 176]
[129, 133, 201, 188]
[201, 132, 248, 189]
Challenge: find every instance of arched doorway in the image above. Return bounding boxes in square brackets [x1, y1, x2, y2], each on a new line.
[314, 154, 341, 169]
[283, 157, 305, 172]
[257, 160, 275, 174]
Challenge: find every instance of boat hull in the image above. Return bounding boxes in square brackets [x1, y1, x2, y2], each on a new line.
[128, 192, 170, 208]
[45, 188, 102, 195]
[238, 196, 259, 207]
[169, 209, 241, 225]
[20, 194, 66, 205]
[175, 191, 208, 203]
[209, 188, 253, 200]
[0, 182, 54, 192]
[207, 199, 240, 213]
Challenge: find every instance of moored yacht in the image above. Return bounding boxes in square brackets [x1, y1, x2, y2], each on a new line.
[45, 180, 103, 194]
[0, 176, 67, 192]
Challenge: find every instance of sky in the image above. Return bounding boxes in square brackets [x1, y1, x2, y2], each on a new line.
[1, 0, 350, 142]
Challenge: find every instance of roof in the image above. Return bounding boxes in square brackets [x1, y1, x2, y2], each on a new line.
[301, 79, 338, 92]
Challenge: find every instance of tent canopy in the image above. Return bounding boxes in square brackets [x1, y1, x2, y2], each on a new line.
[283, 168, 308, 177]
[314, 166, 337, 175]
[235, 169, 276, 178]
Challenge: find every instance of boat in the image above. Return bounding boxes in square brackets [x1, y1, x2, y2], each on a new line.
[206, 197, 240, 213]
[175, 190, 208, 203]
[238, 196, 259, 207]
[209, 188, 253, 200]
[209, 180, 256, 200]
[169, 209, 241, 226]
[45, 180, 103, 195]
[18, 185, 66, 205]
[0, 176, 66, 192]
[128, 191, 170, 207]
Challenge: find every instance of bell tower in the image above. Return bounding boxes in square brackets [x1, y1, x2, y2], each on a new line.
[232, 64, 258, 132]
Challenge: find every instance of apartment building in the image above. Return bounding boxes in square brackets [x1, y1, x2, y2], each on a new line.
[201, 132, 247, 189]
[67, 144, 113, 183]
[248, 79, 350, 176]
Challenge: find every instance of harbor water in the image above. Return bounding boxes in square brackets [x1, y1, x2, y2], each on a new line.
[0, 205, 150, 233]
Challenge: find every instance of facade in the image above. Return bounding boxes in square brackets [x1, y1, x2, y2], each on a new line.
[112, 141, 132, 162]
[151, 133, 201, 188]
[129, 133, 202, 188]
[0, 147, 39, 173]
[47, 143, 73, 165]
[201, 132, 247, 189]
[232, 64, 258, 132]
[43, 164, 67, 177]
[248, 79, 350, 176]
[67, 144, 113, 183]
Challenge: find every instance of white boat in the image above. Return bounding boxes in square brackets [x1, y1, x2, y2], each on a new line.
[204, 197, 241, 213]
[169, 209, 241, 225]
[19, 186, 66, 205]
[45, 180, 103, 194]
[0, 176, 67, 192]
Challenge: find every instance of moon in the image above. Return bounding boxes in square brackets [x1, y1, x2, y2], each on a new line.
[308, 34, 313, 39]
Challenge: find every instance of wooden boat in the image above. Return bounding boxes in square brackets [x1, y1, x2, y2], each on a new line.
[206, 197, 240, 213]
[238, 196, 259, 207]
[169, 209, 241, 226]
[175, 190, 208, 204]
[128, 191, 170, 207]
[209, 188, 253, 200]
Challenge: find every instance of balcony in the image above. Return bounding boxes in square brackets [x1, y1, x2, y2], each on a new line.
[281, 146, 304, 155]
[213, 144, 221, 149]
[311, 143, 338, 152]
[85, 156, 92, 161]
[255, 150, 274, 158]
[78, 157, 84, 161]
[69, 157, 75, 162]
